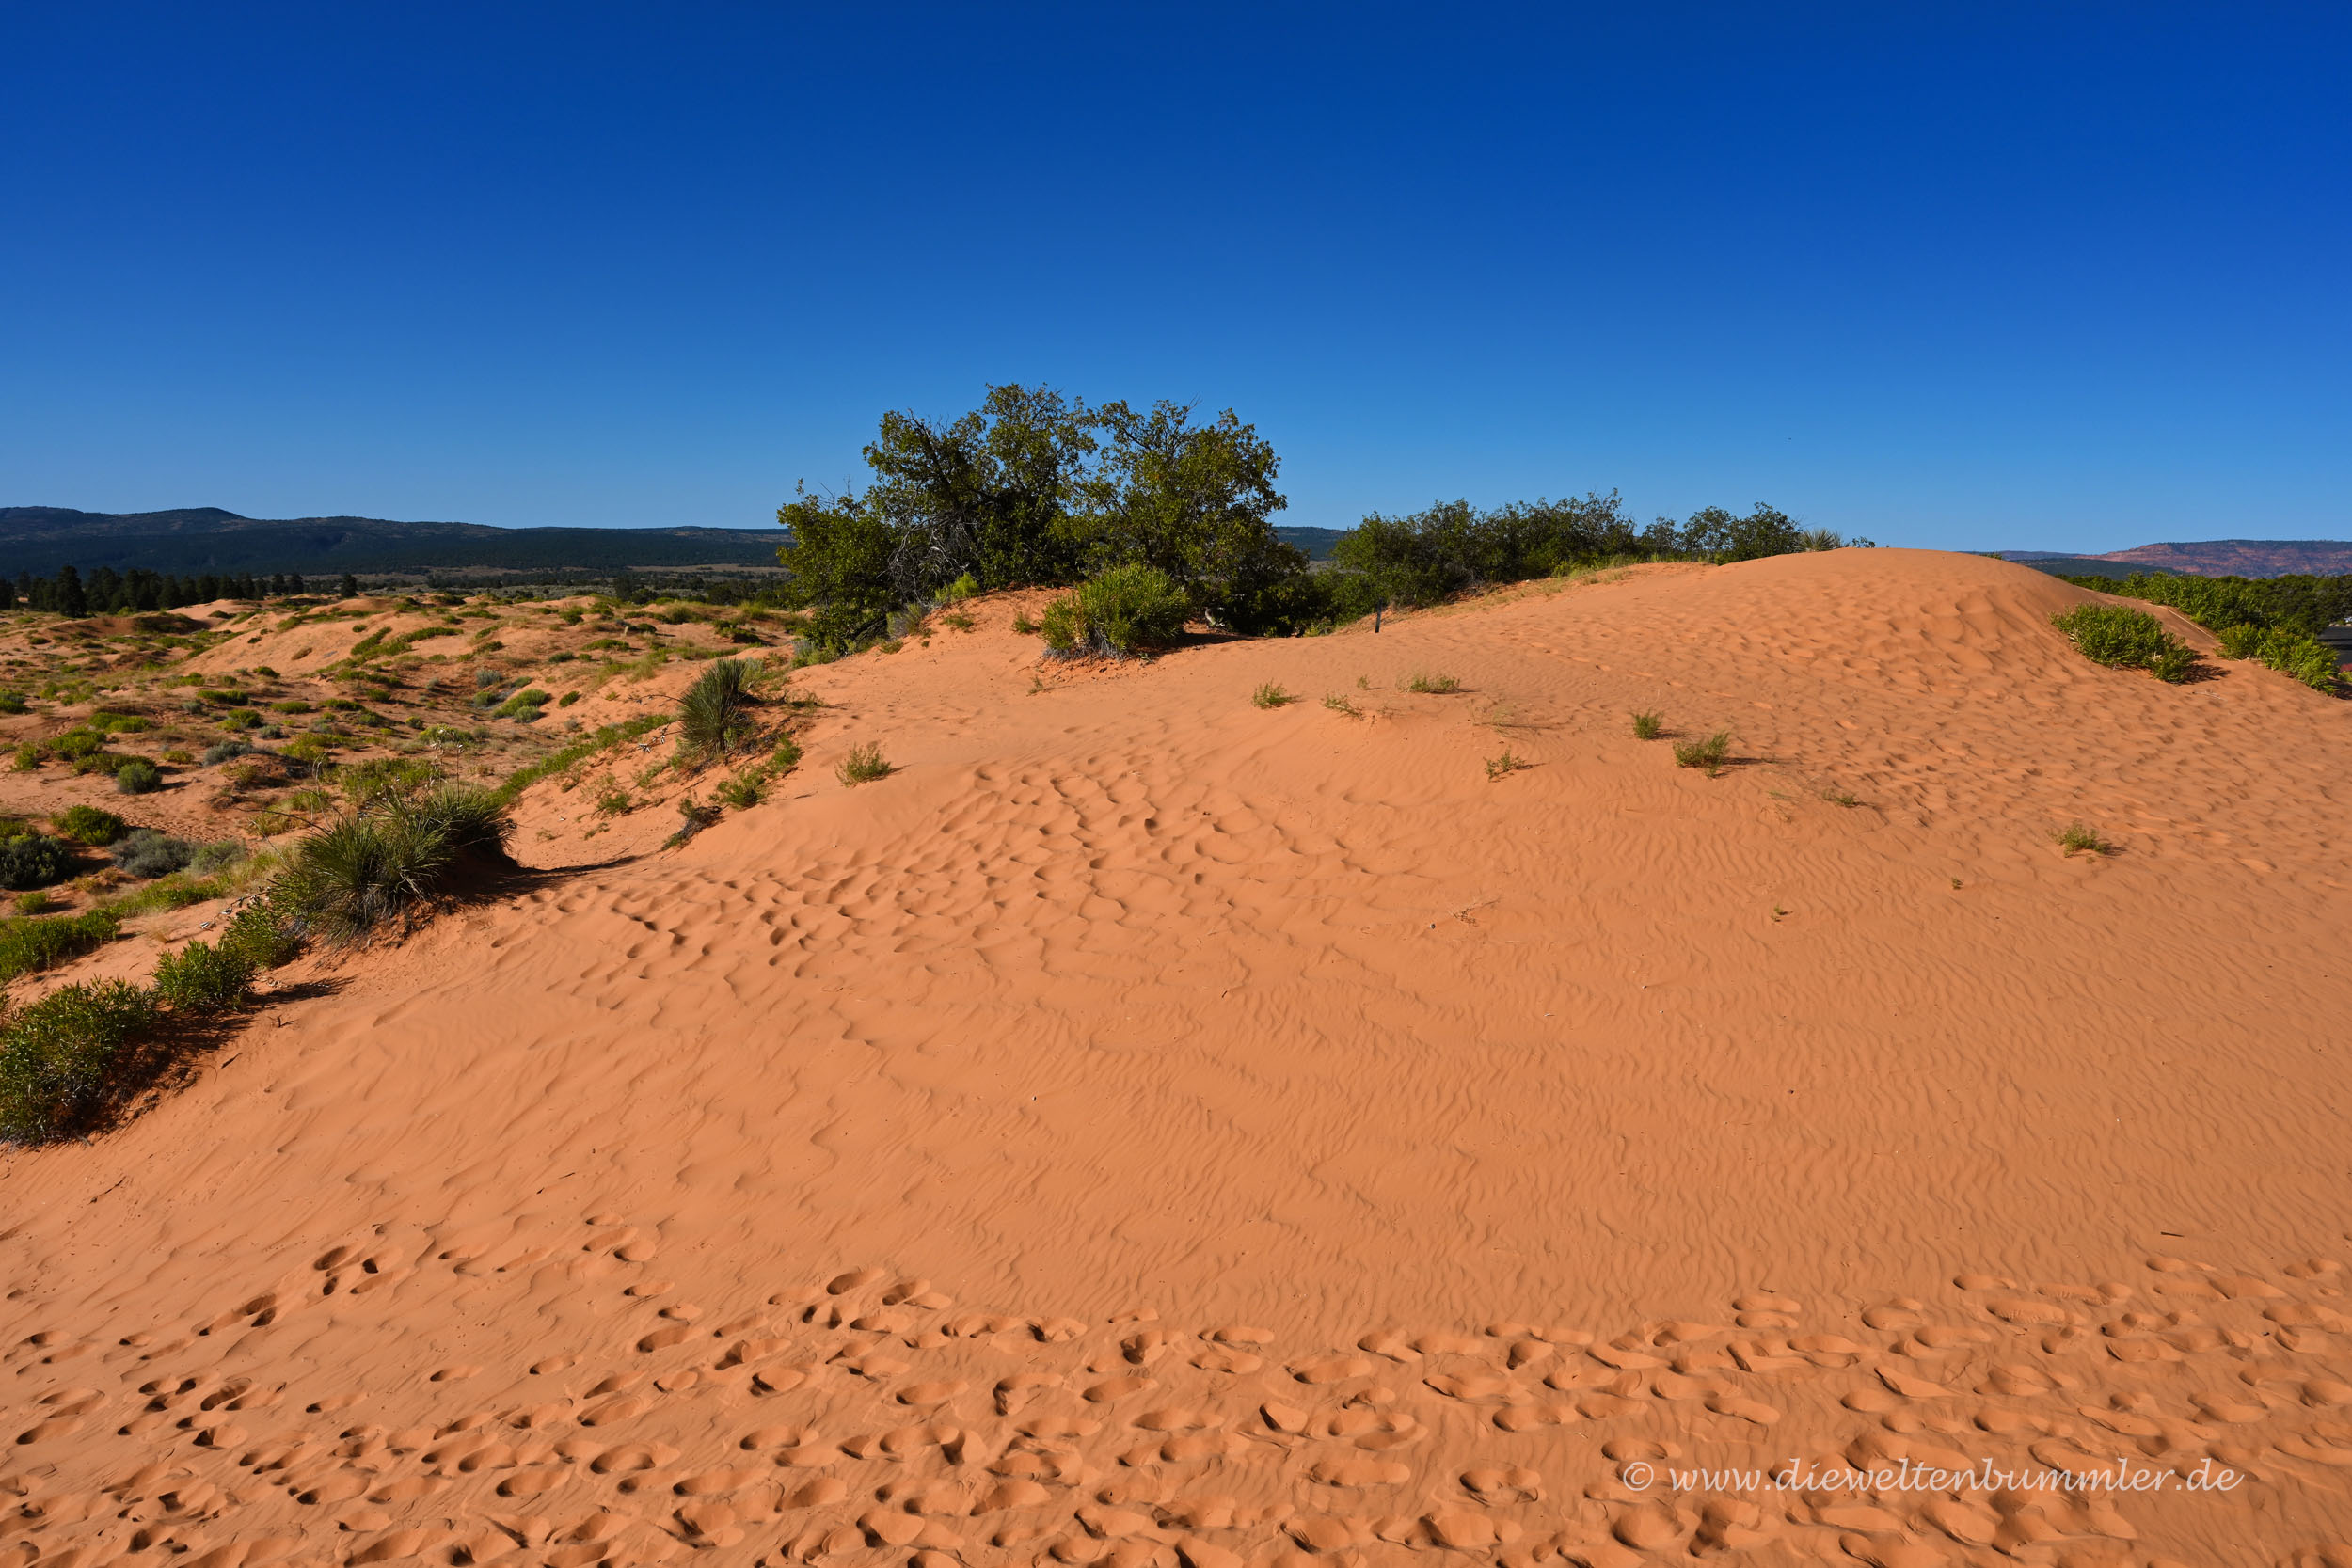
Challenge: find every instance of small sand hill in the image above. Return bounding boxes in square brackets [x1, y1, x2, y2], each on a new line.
[5, 550, 2351, 1564]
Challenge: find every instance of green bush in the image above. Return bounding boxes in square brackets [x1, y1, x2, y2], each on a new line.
[152, 939, 255, 1014]
[114, 829, 197, 879]
[115, 759, 164, 795]
[2050, 605, 2198, 682]
[217, 901, 301, 970]
[0, 834, 78, 890]
[1630, 711, 1663, 740]
[12, 891, 51, 916]
[680, 658, 757, 759]
[0, 910, 121, 986]
[1251, 683, 1295, 709]
[0, 980, 158, 1144]
[1039, 564, 1190, 657]
[494, 687, 552, 719]
[202, 739, 253, 766]
[2252, 627, 2341, 691]
[55, 806, 125, 846]
[2217, 624, 2265, 659]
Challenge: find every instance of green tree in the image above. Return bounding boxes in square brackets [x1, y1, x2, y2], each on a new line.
[338, 572, 359, 599]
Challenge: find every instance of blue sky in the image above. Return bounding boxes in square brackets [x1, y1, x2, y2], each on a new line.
[4, 3, 2345, 550]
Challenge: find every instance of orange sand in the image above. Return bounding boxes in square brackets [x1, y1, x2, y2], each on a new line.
[6, 550, 2351, 1565]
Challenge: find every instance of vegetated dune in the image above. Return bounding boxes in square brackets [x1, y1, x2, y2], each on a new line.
[6, 548, 2352, 1566]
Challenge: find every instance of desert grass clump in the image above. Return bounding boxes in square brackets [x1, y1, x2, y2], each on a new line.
[2054, 821, 2113, 857]
[1673, 731, 1733, 776]
[1405, 672, 1462, 694]
[837, 743, 894, 786]
[2050, 604, 2199, 683]
[1630, 711, 1662, 740]
[0, 980, 158, 1145]
[1485, 750, 1531, 781]
[273, 786, 513, 946]
[1322, 693, 1359, 717]
[679, 657, 758, 761]
[1251, 683, 1295, 709]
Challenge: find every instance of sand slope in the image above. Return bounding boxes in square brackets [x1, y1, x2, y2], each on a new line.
[6, 550, 2352, 1565]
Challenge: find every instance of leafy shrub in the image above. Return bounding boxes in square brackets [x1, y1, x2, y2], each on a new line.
[558, 690, 581, 707]
[2050, 604, 2198, 681]
[0, 834, 78, 890]
[152, 939, 254, 1014]
[714, 773, 763, 810]
[1485, 750, 1530, 781]
[596, 786, 633, 816]
[191, 840, 248, 875]
[680, 658, 757, 759]
[2247, 626, 2341, 690]
[1040, 564, 1190, 657]
[12, 892, 50, 915]
[0, 980, 158, 1144]
[114, 829, 197, 879]
[837, 743, 893, 785]
[2216, 624, 2265, 659]
[1251, 683, 1295, 709]
[218, 900, 302, 970]
[1405, 673, 1461, 694]
[11, 742, 46, 771]
[272, 699, 314, 714]
[495, 688, 552, 719]
[91, 711, 150, 734]
[1322, 693, 1359, 716]
[115, 759, 164, 794]
[1673, 732, 1733, 776]
[221, 708, 264, 731]
[55, 806, 125, 846]
[1630, 711, 1662, 740]
[0, 693, 24, 715]
[0, 910, 120, 984]
[202, 739, 253, 766]
[53, 728, 105, 761]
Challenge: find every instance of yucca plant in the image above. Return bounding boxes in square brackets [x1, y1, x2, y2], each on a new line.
[680, 658, 758, 760]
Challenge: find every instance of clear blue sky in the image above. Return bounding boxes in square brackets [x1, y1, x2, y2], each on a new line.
[5, 4, 2345, 551]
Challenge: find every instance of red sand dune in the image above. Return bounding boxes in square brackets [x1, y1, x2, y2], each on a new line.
[6, 549, 2352, 1565]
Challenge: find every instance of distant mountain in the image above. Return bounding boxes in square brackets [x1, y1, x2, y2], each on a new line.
[2001, 539, 2352, 578]
[1275, 526, 1346, 561]
[0, 506, 782, 577]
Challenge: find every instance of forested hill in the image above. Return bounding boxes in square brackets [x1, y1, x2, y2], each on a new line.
[0, 507, 780, 576]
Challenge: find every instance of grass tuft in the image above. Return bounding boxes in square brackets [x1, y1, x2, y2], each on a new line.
[2054, 821, 2113, 857]
[1672, 731, 1732, 776]
[836, 743, 893, 785]
[1484, 750, 1530, 781]
[1629, 711, 1662, 740]
[1250, 683, 1295, 709]
[1405, 673, 1462, 694]
[1322, 693, 1359, 716]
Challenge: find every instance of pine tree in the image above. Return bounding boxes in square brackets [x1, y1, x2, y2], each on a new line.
[57, 566, 87, 619]
[339, 572, 359, 599]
